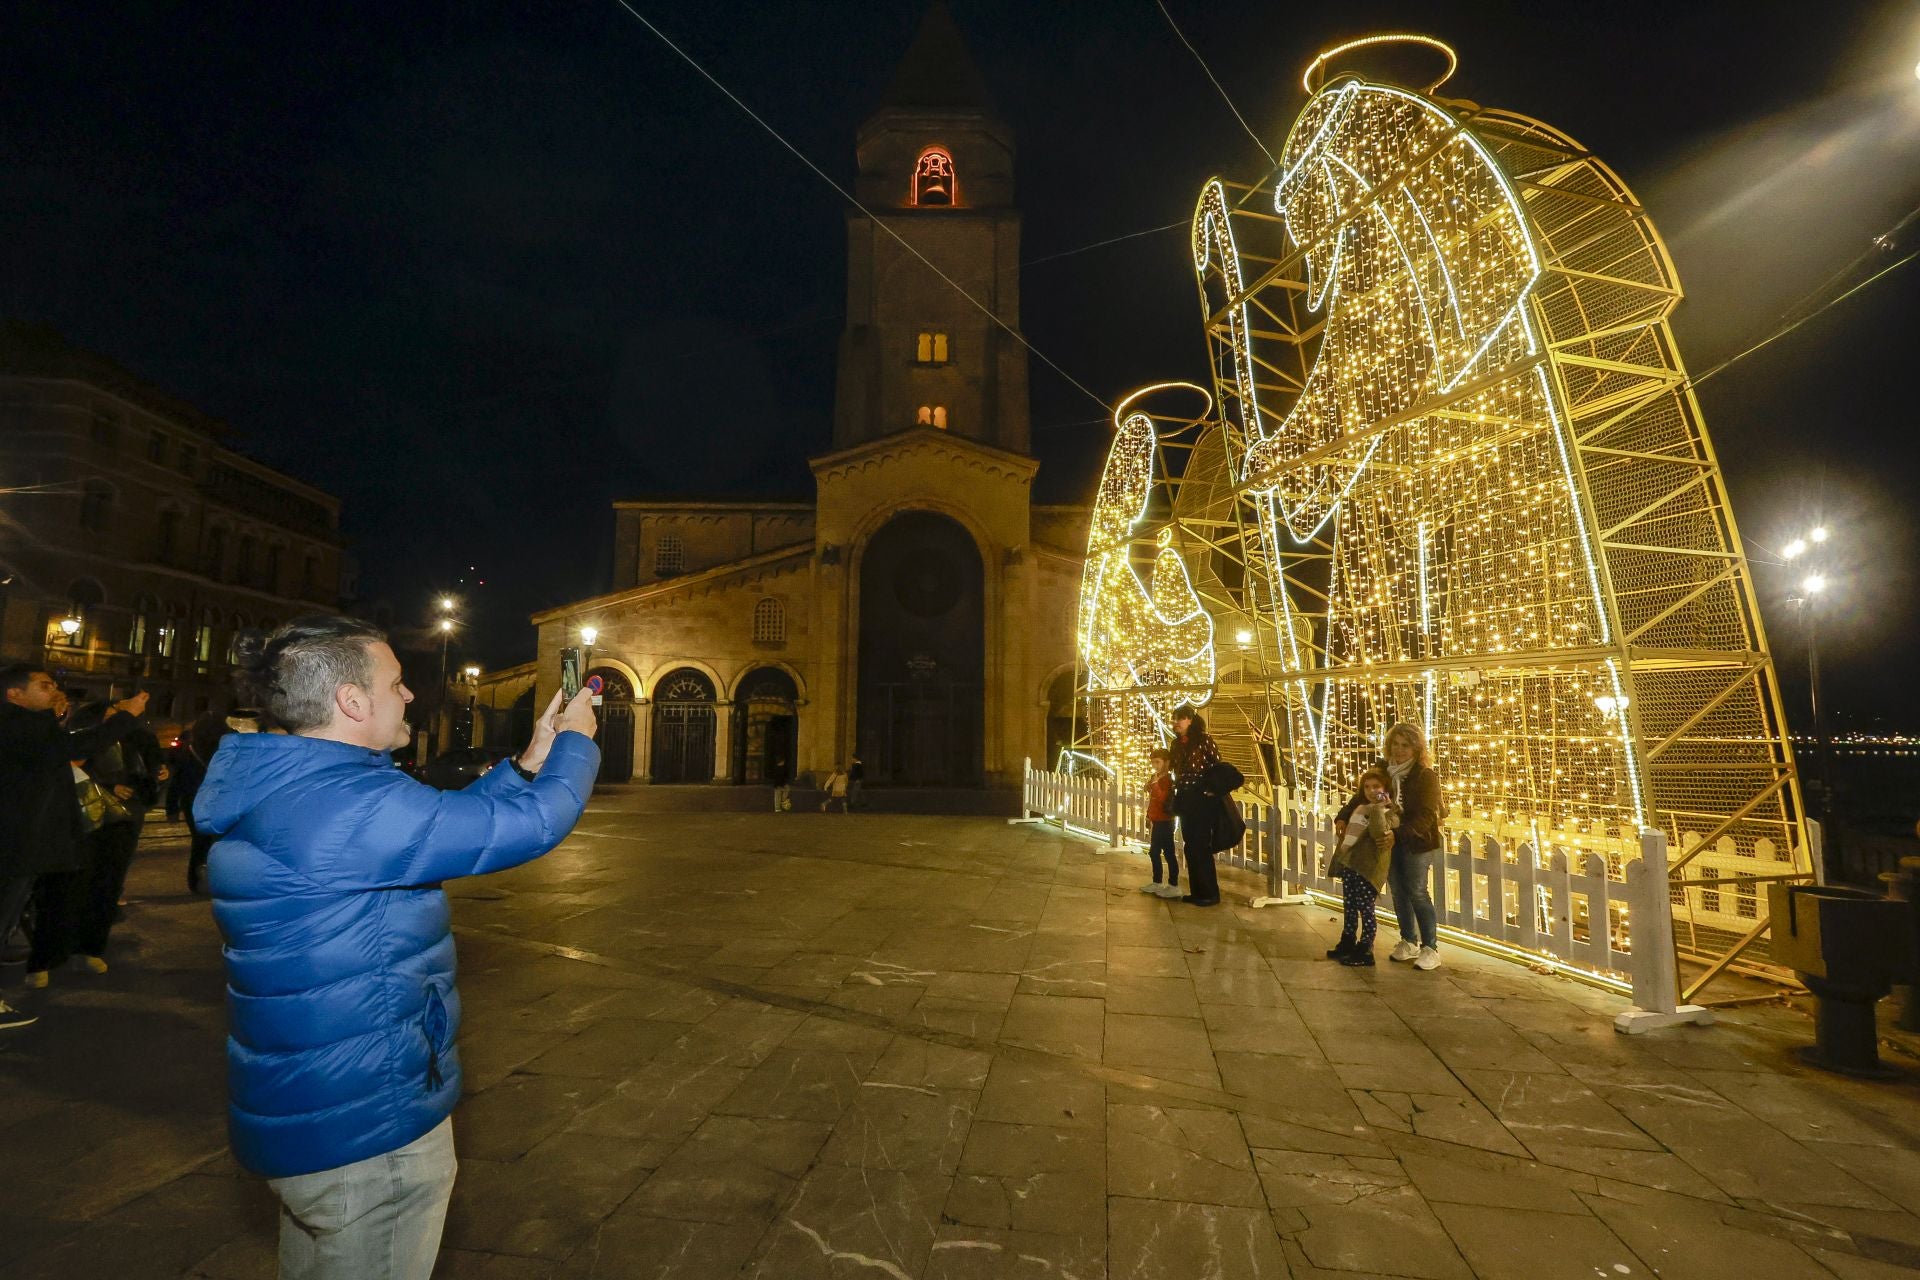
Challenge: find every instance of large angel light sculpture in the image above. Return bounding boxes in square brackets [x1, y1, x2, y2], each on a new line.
[1219, 46, 1636, 827]
[1075, 389, 1216, 787]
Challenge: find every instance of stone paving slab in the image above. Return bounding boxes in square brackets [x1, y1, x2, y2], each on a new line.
[7, 804, 1920, 1278]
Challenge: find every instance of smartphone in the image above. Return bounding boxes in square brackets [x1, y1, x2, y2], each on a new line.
[559, 647, 581, 702]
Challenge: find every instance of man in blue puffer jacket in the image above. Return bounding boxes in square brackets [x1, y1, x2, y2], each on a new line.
[194, 615, 599, 1280]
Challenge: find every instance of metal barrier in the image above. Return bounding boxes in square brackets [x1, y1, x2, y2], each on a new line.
[1013, 758, 1711, 1032]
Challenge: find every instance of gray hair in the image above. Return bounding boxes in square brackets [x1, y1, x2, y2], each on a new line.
[239, 615, 386, 733]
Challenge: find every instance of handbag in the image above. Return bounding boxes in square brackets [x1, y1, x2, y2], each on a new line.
[73, 765, 133, 835]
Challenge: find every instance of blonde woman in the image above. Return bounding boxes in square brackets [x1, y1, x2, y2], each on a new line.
[1336, 723, 1446, 970]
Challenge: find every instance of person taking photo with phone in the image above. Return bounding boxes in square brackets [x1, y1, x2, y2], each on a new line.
[194, 616, 599, 1279]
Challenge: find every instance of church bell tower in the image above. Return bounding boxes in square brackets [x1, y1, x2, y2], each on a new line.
[832, 3, 1032, 456]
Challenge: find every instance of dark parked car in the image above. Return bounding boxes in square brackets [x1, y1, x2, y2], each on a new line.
[421, 746, 507, 791]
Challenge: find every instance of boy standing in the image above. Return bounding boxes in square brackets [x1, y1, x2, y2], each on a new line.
[1141, 749, 1180, 897]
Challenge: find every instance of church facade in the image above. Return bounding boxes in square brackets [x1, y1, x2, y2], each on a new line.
[527, 9, 1084, 790]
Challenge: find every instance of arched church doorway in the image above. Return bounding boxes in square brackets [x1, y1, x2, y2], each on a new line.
[588, 667, 635, 784]
[651, 668, 715, 784]
[733, 667, 798, 785]
[1044, 668, 1077, 771]
[857, 511, 984, 786]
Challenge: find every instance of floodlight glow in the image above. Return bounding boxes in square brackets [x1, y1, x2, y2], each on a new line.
[439, 597, 454, 612]
[580, 626, 598, 646]
[439, 618, 454, 633]
[1783, 539, 1807, 560]
[1803, 574, 1826, 595]
[1809, 526, 1828, 543]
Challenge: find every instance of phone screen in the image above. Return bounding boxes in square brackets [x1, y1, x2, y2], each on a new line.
[559, 647, 581, 701]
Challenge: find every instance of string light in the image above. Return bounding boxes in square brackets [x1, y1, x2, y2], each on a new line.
[1075, 390, 1217, 785]
[1073, 36, 1805, 966]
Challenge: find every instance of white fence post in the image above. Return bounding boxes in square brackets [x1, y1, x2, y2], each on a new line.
[1107, 769, 1123, 850]
[1009, 756, 1050, 827]
[1251, 787, 1310, 907]
[1614, 829, 1714, 1034]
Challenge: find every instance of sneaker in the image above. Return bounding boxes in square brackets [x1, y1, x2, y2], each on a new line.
[1414, 946, 1442, 971]
[0, 1000, 36, 1030]
[1140, 883, 1163, 895]
[1388, 940, 1421, 963]
[73, 955, 108, 975]
[23, 970, 48, 989]
[1155, 883, 1183, 898]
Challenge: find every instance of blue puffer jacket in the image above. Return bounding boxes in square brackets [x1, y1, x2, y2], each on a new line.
[194, 730, 599, 1179]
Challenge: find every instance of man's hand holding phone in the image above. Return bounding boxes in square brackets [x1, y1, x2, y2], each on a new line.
[515, 687, 600, 776]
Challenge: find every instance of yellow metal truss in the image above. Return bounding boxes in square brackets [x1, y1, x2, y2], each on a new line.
[1074, 55, 1810, 996]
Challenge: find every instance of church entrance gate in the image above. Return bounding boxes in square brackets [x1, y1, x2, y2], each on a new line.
[650, 668, 716, 784]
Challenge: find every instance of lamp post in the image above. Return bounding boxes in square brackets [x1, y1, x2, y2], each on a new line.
[580, 626, 598, 682]
[432, 598, 456, 758]
[463, 664, 480, 749]
[1784, 528, 1839, 867]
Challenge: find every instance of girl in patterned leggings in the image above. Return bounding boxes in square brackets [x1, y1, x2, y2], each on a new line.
[1325, 766, 1399, 967]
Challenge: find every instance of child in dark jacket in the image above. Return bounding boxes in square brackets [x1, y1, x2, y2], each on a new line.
[1141, 749, 1179, 898]
[1325, 765, 1399, 966]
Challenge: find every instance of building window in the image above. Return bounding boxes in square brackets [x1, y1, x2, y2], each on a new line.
[155, 610, 179, 658]
[129, 596, 157, 656]
[301, 555, 319, 599]
[91, 411, 119, 447]
[204, 526, 228, 580]
[916, 405, 931, 425]
[194, 608, 218, 664]
[911, 147, 956, 206]
[227, 614, 250, 665]
[237, 536, 257, 585]
[78, 481, 112, 531]
[62, 579, 106, 647]
[177, 443, 198, 476]
[655, 532, 685, 576]
[752, 597, 787, 644]
[265, 543, 283, 591]
[147, 430, 168, 463]
[932, 405, 948, 430]
[156, 508, 181, 564]
[915, 332, 949, 364]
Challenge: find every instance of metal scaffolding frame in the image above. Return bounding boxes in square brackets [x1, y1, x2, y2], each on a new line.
[1069, 63, 1809, 1001]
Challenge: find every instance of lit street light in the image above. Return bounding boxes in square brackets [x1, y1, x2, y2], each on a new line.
[1785, 525, 1839, 869]
[58, 615, 81, 638]
[432, 612, 457, 759]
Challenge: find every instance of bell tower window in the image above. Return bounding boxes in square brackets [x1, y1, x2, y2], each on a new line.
[911, 148, 956, 206]
[915, 332, 949, 364]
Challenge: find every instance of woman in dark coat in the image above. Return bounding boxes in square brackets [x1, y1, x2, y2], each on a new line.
[1169, 706, 1222, 906]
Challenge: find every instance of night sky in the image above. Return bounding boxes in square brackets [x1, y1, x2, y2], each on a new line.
[5, 1, 1918, 727]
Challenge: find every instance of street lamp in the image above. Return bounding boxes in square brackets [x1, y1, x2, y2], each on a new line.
[1785, 525, 1839, 867]
[580, 626, 598, 682]
[58, 615, 81, 639]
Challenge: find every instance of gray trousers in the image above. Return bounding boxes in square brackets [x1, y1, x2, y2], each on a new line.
[267, 1117, 457, 1280]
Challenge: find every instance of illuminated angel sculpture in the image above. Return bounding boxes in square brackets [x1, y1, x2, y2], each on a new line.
[1076, 402, 1214, 786]
[1216, 67, 1637, 826]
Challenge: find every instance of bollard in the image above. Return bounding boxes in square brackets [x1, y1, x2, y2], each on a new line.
[1895, 857, 1920, 1033]
[1768, 883, 1909, 1078]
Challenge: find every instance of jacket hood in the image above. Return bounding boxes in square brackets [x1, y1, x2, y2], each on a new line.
[195, 733, 393, 836]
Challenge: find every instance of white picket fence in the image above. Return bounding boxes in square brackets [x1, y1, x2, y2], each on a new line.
[1015, 759, 1710, 1032]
